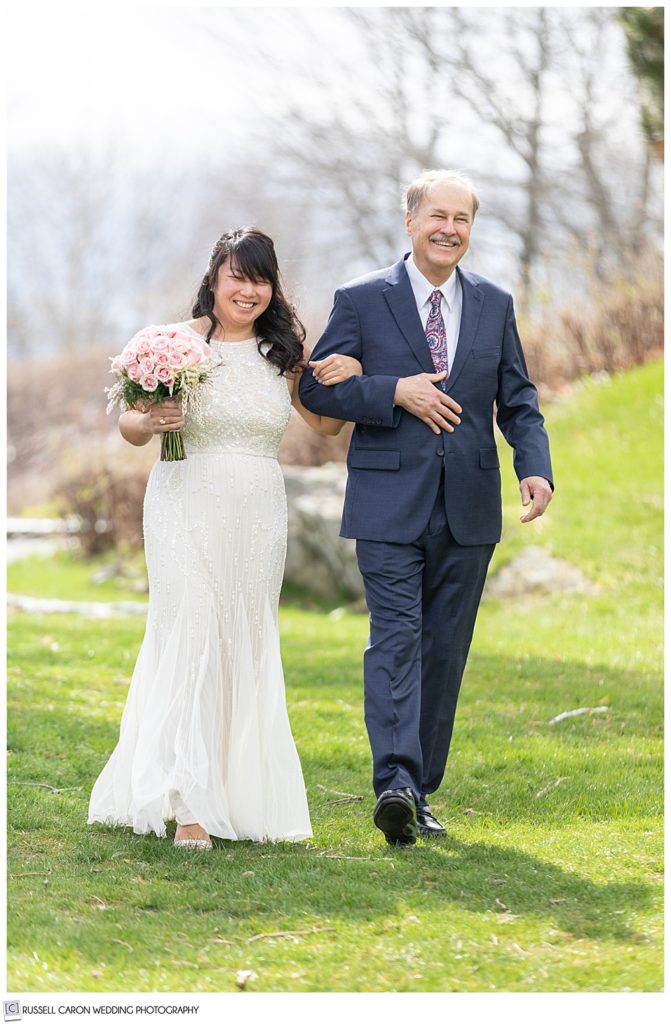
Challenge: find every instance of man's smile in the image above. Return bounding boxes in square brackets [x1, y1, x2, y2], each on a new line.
[430, 235, 460, 249]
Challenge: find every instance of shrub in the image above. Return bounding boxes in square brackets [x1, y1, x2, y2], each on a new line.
[522, 255, 663, 392]
[54, 457, 148, 557]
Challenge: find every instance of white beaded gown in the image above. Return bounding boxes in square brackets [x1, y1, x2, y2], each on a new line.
[88, 325, 312, 842]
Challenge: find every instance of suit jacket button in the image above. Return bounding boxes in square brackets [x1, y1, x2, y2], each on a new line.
[436, 448, 444, 456]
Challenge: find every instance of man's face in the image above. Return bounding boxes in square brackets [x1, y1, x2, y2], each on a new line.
[406, 181, 474, 284]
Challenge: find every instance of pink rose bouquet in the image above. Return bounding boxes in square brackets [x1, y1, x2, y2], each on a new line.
[105, 326, 218, 461]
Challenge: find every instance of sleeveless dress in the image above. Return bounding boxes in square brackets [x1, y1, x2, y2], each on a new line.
[87, 325, 312, 842]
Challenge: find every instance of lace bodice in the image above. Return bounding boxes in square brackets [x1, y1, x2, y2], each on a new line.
[177, 327, 292, 458]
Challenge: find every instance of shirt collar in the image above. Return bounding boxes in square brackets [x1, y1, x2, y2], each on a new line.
[406, 253, 459, 311]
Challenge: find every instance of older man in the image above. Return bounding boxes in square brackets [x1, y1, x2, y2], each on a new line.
[299, 170, 553, 845]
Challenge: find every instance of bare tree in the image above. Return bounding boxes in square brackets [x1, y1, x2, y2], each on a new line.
[8, 146, 215, 360]
[232, 6, 661, 307]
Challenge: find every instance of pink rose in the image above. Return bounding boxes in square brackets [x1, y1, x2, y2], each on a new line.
[168, 350, 185, 368]
[140, 357, 155, 374]
[141, 375, 159, 392]
[109, 354, 123, 372]
[155, 351, 170, 366]
[184, 340, 209, 364]
[127, 361, 143, 382]
[195, 339, 212, 358]
[156, 365, 173, 384]
[151, 336, 169, 353]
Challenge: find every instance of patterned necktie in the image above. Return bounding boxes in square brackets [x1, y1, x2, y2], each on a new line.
[425, 289, 449, 387]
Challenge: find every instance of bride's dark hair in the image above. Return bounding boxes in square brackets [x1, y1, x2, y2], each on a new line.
[191, 227, 305, 374]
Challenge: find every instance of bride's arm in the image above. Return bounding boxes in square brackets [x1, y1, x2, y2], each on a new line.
[119, 409, 154, 446]
[288, 351, 362, 436]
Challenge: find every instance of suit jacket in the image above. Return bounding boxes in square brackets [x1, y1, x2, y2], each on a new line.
[299, 255, 553, 544]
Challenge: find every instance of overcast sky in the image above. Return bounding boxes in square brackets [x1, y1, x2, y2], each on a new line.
[7, 4, 362, 161]
[7, 1, 629, 159]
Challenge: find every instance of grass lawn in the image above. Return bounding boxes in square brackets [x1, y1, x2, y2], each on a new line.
[6, 362, 663, 992]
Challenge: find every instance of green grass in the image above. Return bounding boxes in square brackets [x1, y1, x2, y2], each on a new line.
[6, 362, 663, 992]
[7, 548, 149, 605]
[7, 548, 348, 613]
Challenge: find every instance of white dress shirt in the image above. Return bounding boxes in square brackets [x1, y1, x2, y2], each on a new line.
[405, 254, 463, 373]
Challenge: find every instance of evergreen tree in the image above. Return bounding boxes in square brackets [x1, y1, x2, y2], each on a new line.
[618, 7, 664, 155]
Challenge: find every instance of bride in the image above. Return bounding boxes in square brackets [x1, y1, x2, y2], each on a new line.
[87, 227, 360, 849]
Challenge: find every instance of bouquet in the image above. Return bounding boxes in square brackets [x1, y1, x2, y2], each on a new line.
[105, 326, 218, 461]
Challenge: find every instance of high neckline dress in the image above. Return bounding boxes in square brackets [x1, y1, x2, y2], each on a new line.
[87, 325, 312, 842]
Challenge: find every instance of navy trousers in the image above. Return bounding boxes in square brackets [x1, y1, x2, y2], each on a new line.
[355, 479, 495, 802]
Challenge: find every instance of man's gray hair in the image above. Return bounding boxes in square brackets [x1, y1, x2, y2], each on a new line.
[404, 169, 480, 218]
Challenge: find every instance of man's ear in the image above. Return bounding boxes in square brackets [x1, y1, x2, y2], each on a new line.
[405, 211, 413, 237]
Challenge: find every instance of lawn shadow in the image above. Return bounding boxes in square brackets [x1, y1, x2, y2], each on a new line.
[7, 626, 662, 968]
[68, 815, 656, 948]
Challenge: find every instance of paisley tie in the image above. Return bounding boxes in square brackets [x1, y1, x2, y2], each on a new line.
[425, 289, 448, 388]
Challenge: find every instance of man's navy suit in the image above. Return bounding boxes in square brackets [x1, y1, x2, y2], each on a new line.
[299, 255, 553, 802]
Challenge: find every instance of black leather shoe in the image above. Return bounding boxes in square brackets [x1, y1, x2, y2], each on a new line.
[373, 788, 417, 845]
[416, 803, 446, 837]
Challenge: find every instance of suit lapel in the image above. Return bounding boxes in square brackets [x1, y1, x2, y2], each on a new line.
[382, 258, 485, 385]
[445, 267, 484, 393]
[382, 258, 435, 374]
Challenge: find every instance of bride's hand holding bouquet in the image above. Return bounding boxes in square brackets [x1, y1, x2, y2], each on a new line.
[105, 326, 217, 461]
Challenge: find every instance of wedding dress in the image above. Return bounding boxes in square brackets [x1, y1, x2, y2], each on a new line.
[87, 325, 312, 841]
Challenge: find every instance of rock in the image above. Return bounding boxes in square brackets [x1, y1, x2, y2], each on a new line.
[281, 470, 600, 604]
[282, 463, 363, 598]
[7, 516, 82, 537]
[90, 564, 121, 585]
[484, 545, 598, 599]
[6, 538, 61, 565]
[7, 593, 148, 617]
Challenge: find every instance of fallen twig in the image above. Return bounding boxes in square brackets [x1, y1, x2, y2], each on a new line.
[535, 776, 570, 799]
[9, 781, 82, 794]
[111, 939, 133, 952]
[318, 853, 393, 862]
[547, 706, 609, 725]
[316, 784, 364, 804]
[247, 927, 335, 943]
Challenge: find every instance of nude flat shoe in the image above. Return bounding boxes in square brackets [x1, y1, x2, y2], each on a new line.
[173, 837, 213, 850]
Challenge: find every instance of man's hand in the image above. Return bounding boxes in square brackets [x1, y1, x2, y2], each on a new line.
[519, 476, 553, 523]
[394, 371, 462, 435]
[309, 354, 363, 385]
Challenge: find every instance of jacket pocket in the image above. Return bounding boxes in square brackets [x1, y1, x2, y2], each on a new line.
[472, 346, 500, 359]
[349, 449, 401, 470]
[479, 447, 500, 470]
